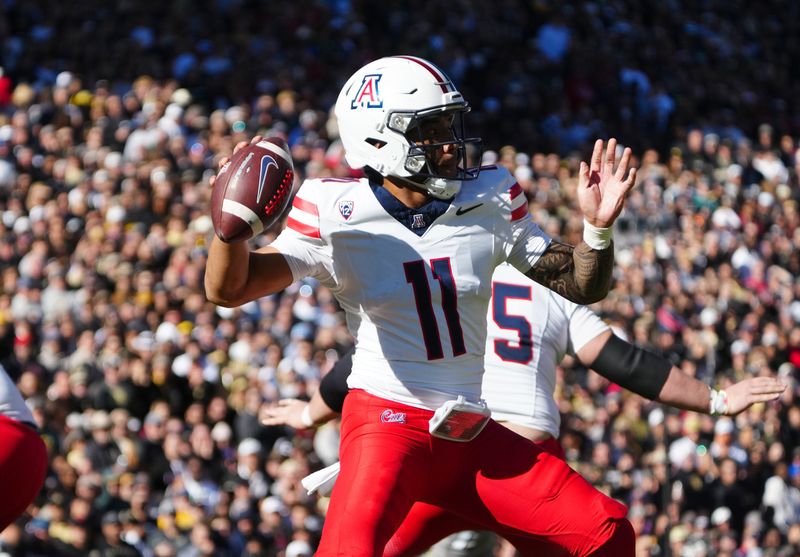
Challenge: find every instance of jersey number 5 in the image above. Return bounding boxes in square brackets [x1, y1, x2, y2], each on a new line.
[404, 258, 466, 360]
[491, 282, 533, 364]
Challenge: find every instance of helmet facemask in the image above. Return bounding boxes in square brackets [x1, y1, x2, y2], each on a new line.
[388, 107, 481, 189]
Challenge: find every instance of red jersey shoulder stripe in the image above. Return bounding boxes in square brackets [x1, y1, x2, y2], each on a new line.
[511, 204, 529, 222]
[286, 216, 321, 238]
[509, 182, 528, 221]
[292, 196, 319, 216]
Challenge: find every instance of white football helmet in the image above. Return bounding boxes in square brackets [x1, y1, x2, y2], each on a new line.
[334, 55, 481, 199]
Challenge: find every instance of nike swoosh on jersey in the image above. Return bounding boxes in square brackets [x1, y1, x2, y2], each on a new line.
[455, 203, 483, 216]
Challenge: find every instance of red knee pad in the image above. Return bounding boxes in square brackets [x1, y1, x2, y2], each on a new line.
[0, 416, 48, 532]
[588, 518, 635, 557]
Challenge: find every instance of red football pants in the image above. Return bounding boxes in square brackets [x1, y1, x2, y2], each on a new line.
[0, 415, 48, 532]
[385, 438, 571, 556]
[316, 391, 631, 557]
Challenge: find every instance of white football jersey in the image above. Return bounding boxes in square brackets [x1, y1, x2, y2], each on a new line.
[482, 264, 610, 437]
[271, 167, 551, 409]
[0, 365, 36, 424]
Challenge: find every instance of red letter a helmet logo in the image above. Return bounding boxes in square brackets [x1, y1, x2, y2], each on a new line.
[351, 74, 383, 109]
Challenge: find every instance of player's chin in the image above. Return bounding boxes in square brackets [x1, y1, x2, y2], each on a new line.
[435, 159, 459, 178]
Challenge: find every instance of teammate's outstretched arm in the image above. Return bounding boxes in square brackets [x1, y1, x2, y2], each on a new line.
[205, 137, 295, 307]
[526, 139, 636, 305]
[576, 330, 786, 415]
[261, 390, 339, 429]
[262, 351, 351, 428]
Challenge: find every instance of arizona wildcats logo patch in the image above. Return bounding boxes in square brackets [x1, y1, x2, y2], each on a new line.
[351, 74, 383, 109]
[338, 200, 354, 221]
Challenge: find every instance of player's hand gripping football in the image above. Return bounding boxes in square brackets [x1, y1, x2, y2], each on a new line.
[209, 134, 294, 242]
[722, 376, 786, 416]
[209, 135, 263, 188]
[578, 138, 637, 229]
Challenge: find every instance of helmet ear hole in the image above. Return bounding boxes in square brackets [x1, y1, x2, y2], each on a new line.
[365, 138, 387, 149]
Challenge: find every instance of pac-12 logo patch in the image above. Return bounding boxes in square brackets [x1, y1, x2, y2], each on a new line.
[380, 409, 407, 424]
[351, 74, 383, 109]
[338, 200, 354, 221]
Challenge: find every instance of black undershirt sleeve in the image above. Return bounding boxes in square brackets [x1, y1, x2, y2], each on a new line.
[589, 334, 672, 400]
[318, 349, 353, 413]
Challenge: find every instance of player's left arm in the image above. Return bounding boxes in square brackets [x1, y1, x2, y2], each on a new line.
[525, 240, 614, 306]
[525, 139, 634, 305]
[576, 331, 786, 415]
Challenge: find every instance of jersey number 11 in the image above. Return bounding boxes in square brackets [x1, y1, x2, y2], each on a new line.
[404, 258, 466, 360]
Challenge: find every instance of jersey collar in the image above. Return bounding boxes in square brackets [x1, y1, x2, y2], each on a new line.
[369, 181, 452, 237]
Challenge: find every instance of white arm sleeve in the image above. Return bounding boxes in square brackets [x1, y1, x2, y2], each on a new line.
[498, 174, 551, 272]
[506, 216, 552, 272]
[269, 180, 334, 285]
[270, 229, 332, 284]
[566, 304, 611, 355]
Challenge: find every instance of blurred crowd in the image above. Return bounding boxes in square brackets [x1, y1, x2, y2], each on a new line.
[4, 0, 800, 155]
[1, 1, 800, 556]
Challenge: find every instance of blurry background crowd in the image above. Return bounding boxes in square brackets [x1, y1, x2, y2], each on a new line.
[1, 0, 799, 556]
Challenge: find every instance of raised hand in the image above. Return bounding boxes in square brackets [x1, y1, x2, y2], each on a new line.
[578, 138, 637, 228]
[724, 376, 786, 416]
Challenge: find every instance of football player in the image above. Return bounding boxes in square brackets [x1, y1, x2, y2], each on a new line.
[206, 56, 637, 556]
[0, 364, 48, 532]
[263, 263, 785, 556]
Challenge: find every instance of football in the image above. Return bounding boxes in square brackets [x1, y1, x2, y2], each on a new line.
[211, 138, 295, 242]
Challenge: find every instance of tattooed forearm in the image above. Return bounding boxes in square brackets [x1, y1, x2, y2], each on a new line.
[525, 240, 614, 304]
